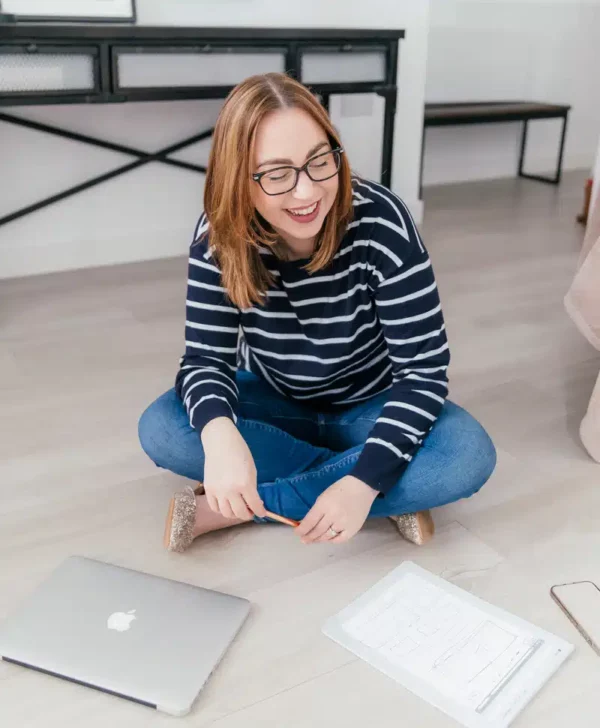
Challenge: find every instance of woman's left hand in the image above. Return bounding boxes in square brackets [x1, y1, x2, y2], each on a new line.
[296, 475, 378, 544]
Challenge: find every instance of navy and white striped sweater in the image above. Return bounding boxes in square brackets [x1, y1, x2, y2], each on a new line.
[175, 178, 450, 494]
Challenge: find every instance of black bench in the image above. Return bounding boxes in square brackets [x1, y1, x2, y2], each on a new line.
[420, 101, 571, 195]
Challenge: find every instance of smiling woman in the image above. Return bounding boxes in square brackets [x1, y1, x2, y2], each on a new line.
[138, 72, 497, 554]
[253, 142, 342, 224]
[203, 73, 353, 309]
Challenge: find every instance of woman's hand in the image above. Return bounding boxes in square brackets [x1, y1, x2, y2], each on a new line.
[296, 475, 378, 544]
[201, 417, 266, 520]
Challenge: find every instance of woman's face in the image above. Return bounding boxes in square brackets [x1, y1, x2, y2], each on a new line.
[251, 107, 339, 253]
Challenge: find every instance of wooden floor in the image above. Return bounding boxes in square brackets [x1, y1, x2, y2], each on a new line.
[1, 171, 599, 727]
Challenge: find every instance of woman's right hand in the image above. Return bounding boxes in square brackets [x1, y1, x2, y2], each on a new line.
[201, 417, 266, 520]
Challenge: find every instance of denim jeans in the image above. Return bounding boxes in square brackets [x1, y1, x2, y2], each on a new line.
[138, 372, 496, 521]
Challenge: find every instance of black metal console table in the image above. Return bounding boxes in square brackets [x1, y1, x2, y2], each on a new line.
[0, 24, 404, 228]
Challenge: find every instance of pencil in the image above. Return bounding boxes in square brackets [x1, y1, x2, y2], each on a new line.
[264, 510, 300, 527]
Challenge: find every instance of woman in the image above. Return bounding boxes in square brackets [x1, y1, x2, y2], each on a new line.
[138, 72, 496, 552]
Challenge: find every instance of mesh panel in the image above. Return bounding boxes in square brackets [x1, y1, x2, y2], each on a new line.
[117, 51, 285, 89]
[302, 52, 386, 84]
[0, 53, 95, 92]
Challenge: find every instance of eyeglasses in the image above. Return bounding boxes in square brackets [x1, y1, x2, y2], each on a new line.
[252, 147, 343, 196]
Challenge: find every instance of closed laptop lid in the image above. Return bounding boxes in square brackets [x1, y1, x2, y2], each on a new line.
[0, 556, 250, 716]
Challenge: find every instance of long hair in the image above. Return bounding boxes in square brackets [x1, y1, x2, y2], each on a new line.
[202, 72, 354, 310]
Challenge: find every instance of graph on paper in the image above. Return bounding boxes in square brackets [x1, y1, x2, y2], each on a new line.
[341, 572, 543, 713]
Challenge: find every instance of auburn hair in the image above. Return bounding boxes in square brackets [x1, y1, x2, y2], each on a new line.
[202, 72, 354, 310]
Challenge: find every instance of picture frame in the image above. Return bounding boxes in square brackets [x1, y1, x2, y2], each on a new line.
[0, 0, 137, 24]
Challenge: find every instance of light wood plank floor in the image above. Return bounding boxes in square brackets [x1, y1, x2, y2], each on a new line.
[1, 171, 599, 727]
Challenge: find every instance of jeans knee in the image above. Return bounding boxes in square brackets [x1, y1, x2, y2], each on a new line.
[458, 420, 497, 499]
[428, 403, 497, 503]
[138, 390, 183, 467]
[138, 389, 206, 482]
[479, 428, 497, 484]
[138, 401, 163, 466]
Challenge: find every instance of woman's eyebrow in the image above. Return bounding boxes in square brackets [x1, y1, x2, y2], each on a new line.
[256, 141, 329, 170]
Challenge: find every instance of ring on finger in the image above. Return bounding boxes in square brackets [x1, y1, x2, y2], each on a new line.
[328, 527, 341, 538]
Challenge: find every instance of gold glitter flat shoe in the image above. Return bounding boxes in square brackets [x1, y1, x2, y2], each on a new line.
[389, 510, 434, 546]
[163, 483, 204, 553]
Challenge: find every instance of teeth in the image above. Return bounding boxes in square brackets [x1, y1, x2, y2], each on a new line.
[288, 201, 318, 216]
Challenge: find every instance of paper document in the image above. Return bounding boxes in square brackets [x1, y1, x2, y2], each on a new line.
[323, 562, 573, 728]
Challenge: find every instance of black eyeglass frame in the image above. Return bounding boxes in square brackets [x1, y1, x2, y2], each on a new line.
[251, 147, 344, 196]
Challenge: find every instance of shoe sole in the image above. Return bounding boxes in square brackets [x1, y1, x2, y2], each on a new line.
[163, 496, 176, 550]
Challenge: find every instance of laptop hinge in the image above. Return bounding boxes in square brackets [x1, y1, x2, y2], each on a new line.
[2, 656, 157, 710]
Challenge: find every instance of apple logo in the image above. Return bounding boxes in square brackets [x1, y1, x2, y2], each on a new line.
[107, 610, 137, 632]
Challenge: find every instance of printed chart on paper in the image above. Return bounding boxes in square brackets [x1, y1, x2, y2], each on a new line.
[342, 572, 543, 713]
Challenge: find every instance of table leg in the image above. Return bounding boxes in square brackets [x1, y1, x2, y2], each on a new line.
[381, 89, 397, 188]
[419, 126, 427, 199]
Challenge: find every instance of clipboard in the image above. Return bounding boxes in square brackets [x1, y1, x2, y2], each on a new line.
[323, 562, 574, 728]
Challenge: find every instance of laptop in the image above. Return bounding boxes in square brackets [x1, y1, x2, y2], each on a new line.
[0, 556, 250, 716]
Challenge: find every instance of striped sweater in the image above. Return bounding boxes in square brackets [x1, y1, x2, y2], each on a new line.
[175, 178, 450, 494]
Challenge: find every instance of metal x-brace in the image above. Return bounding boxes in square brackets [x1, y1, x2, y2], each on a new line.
[0, 111, 213, 228]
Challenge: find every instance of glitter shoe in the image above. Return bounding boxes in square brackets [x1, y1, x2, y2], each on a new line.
[163, 483, 204, 552]
[389, 510, 434, 545]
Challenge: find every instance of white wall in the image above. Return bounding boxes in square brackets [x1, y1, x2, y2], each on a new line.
[0, 0, 430, 279]
[423, 0, 600, 186]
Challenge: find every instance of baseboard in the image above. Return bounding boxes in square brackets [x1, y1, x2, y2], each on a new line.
[0, 227, 190, 280]
[423, 157, 592, 189]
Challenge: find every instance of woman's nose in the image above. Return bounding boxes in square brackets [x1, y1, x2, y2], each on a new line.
[292, 170, 316, 200]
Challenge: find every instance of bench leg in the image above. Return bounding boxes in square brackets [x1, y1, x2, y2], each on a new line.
[518, 114, 568, 185]
[518, 119, 529, 178]
[554, 113, 569, 184]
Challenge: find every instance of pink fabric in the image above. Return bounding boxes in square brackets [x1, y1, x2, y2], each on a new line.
[565, 190, 600, 462]
[565, 190, 600, 350]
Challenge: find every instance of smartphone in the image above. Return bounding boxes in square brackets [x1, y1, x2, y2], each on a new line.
[550, 580, 600, 655]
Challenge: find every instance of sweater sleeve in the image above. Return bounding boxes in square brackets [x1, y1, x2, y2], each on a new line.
[350, 199, 450, 494]
[175, 215, 241, 435]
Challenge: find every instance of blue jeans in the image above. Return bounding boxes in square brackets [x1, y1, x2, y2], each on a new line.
[138, 372, 496, 521]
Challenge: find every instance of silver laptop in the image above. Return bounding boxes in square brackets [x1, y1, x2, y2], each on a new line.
[0, 556, 250, 716]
